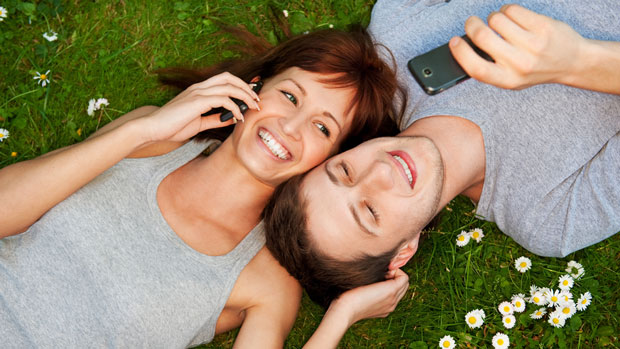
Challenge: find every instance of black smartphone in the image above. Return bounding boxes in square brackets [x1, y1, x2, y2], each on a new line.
[201, 80, 263, 122]
[408, 36, 492, 95]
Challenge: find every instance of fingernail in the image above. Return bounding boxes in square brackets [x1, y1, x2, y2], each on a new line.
[255, 102, 261, 111]
[240, 115, 245, 123]
[449, 36, 460, 48]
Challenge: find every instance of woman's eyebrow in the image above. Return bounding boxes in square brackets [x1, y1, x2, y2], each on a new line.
[284, 78, 343, 133]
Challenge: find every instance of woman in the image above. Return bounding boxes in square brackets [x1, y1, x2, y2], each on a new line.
[0, 26, 402, 347]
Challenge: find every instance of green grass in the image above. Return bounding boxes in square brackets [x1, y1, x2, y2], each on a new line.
[1, 1, 618, 348]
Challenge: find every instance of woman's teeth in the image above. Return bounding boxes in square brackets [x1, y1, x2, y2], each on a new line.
[259, 129, 291, 160]
[393, 155, 413, 185]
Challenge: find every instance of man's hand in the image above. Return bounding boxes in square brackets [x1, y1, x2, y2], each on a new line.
[449, 4, 586, 90]
[329, 268, 410, 326]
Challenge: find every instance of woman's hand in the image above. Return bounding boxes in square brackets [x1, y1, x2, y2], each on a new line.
[137, 72, 260, 143]
[449, 4, 586, 90]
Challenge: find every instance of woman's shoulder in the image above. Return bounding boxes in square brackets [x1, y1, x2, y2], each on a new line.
[228, 247, 302, 309]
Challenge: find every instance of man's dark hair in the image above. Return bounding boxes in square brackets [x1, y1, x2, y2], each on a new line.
[263, 173, 401, 309]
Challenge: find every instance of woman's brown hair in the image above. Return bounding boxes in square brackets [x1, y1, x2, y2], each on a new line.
[157, 24, 404, 150]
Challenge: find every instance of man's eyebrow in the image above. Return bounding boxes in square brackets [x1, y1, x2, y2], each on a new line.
[349, 204, 377, 237]
[325, 161, 340, 185]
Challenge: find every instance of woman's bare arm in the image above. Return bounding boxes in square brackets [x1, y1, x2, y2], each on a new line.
[0, 72, 260, 238]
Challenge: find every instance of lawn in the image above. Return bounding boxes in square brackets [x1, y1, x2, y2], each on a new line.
[1, 0, 618, 347]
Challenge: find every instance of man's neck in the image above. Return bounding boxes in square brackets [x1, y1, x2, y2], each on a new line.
[400, 115, 486, 213]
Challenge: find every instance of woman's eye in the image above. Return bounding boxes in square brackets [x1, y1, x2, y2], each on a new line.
[281, 90, 297, 105]
[314, 122, 330, 137]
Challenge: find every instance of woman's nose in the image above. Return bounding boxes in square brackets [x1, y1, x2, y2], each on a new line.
[278, 114, 302, 141]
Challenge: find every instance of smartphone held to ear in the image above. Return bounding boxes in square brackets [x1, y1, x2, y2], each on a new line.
[408, 36, 492, 95]
[201, 80, 263, 122]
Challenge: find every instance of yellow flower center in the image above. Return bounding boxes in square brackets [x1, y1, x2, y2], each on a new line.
[458, 236, 465, 241]
[40, 74, 47, 79]
[11, 152, 17, 157]
[551, 296, 558, 302]
[563, 280, 568, 286]
[0, 133, 4, 137]
[498, 339, 504, 345]
[516, 301, 521, 307]
[443, 341, 450, 348]
[506, 318, 511, 323]
[468, 316, 476, 324]
[553, 318, 559, 324]
[536, 312, 542, 316]
[563, 308, 570, 314]
[533, 297, 540, 303]
[472, 232, 479, 238]
[504, 306, 510, 312]
[582, 299, 587, 304]
[520, 262, 526, 268]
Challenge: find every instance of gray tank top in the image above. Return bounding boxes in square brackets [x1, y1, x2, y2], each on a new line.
[0, 139, 265, 347]
[369, 0, 620, 257]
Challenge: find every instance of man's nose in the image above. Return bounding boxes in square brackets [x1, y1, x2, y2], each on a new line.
[359, 160, 394, 191]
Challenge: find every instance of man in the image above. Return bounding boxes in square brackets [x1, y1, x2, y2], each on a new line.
[263, 0, 620, 347]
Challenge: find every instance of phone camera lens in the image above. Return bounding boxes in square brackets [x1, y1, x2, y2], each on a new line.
[423, 68, 433, 77]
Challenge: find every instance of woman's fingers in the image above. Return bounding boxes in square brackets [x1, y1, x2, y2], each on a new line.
[190, 72, 260, 101]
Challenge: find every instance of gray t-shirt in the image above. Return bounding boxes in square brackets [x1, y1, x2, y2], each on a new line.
[369, 0, 620, 257]
[0, 140, 265, 348]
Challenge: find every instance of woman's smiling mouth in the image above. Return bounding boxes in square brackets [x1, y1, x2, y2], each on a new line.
[258, 128, 292, 160]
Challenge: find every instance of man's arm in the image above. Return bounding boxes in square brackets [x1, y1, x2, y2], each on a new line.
[304, 269, 409, 349]
[450, 4, 620, 95]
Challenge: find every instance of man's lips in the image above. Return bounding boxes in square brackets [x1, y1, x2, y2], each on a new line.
[258, 128, 292, 161]
[388, 150, 417, 189]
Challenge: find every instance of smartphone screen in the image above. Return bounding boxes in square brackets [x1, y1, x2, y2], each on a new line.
[408, 36, 491, 95]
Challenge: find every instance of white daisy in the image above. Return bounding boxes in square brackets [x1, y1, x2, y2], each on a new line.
[559, 290, 573, 304]
[557, 300, 576, 319]
[282, 9, 289, 18]
[511, 296, 526, 313]
[464, 309, 484, 329]
[576, 292, 592, 311]
[473, 308, 486, 319]
[529, 285, 540, 297]
[438, 335, 456, 349]
[95, 98, 109, 109]
[87, 97, 109, 116]
[539, 287, 552, 298]
[492, 332, 510, 349]
[470, 228, 484, 242]
[329, 24, 334, 28]
[0, 6, 7, 21]
[514, 256, 531, 273]
[0, 128, 9, 142]
[530, 307, 547, 319]
[548, 310, 566, 328]
[546, 289, 562, 307]
[43, 30, 58, 42]
[558, 274, 574, 291]
[456, 230, 471, 247]
[502, 314, 516, 329]
[33, 70, 51, 87]
[566, 260, 585, 280]
[530, 291, 547, 306]
[498, 301, 514, 315]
